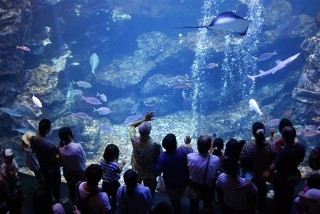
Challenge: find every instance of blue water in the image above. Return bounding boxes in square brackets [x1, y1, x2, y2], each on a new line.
[1, 0, 320, 164]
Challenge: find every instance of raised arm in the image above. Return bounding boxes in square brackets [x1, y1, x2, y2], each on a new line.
[130, 112, 155, 128]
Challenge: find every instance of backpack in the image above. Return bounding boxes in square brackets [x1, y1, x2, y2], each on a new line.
[75, 181, 101, 214]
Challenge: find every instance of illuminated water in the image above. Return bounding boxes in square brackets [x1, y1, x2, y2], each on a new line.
[0, 0, 319, 169]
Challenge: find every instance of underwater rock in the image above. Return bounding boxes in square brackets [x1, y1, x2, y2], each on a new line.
[141, 74, 173, 95]
[112, 8, 131, 22]
[293, 31, 320, 104]
[107, 97, 138, 123]
[263, 0, 292, 28]
[0, 0, 32, 87]
[79, 120, 102, 159]
[96, 57, 155, 88]
[97, 32, 179, 89]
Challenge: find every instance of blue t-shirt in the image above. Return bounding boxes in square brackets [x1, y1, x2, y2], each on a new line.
[155, 145, 193, 189]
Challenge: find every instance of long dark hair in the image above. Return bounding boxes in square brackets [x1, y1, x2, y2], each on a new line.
[58, 127, 74, 146]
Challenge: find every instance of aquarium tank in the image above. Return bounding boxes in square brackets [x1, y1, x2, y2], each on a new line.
[0, 0, 319, 174]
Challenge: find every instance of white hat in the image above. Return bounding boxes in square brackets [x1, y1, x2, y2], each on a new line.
[22, 131, 36, 146]
[138, 121, 151, 135]
[4, 149, 13, 157]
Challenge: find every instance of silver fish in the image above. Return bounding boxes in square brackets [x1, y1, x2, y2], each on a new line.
[96, 92, 107, 102]
[81, 96, 102, 105]
[93, 107, 111, 115]
[257, 50, 277, 61]
[124, 114, 143, 124]
[90, 53, 99, 75]
[73, 80, 92, 89]
[71, 112, 91, 119]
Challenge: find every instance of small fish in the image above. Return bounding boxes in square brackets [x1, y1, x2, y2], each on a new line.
[69, 62, 80, 66]
[82, 96, 102, 105]
[0, 107, 22, 117]
[206, 62, 219, 69]
[73, 80, 92, 89]
[305, 125, 318, 131]
[257, 50, 277, 61]
[71, 89, 83, 96]
[93, 107, 111, 115]
[249, 99, 263, 116]
[16, 45, 31, 51]
[90, 53, 99, 75]
[182, 90, 187, 101]
[124, 114, 143, 124]
[71, 112, 91, 119]
[264, 118, 281, 127]
[99, 124, 113, 133]
[32, 94, 42, 108]
[312, 116, 320, 123]
[11, 127, 36, 133]
[303, 130, 319, 137]
[172, 82, 192, 89]
[96, 92, 107, 102]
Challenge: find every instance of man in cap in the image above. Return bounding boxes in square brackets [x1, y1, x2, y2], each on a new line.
[21, 131, 43, 184]
[129, 112, 162, 198]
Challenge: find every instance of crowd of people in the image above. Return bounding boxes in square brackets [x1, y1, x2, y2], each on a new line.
[0, 112, 319, 214]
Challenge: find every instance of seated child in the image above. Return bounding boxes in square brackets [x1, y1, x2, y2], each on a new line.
[1, 149, 19, 185]
[295, 174, 320, 214]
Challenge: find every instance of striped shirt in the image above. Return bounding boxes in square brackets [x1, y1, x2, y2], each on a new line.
[216, 173, 258, 210]
[100, 160, 120, 182]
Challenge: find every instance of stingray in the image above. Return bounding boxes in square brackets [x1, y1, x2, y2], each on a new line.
[175, 11, 251, 36]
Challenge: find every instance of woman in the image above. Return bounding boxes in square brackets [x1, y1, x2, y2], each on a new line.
[58, 127, 86, 204]
[116, 169, 154, 214]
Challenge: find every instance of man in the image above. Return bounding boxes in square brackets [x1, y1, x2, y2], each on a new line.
[186, 135, 220, 214]
[262, 126, 305, 214]
[155, 133, 193, 214]
[129, 112, 161, 198]
[30, 119, 61, 203]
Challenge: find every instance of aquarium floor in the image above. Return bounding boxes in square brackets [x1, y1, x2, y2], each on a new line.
[18, 172, 303, 214]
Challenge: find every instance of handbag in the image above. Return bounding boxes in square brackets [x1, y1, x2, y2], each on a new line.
[156, 175, 166, 192]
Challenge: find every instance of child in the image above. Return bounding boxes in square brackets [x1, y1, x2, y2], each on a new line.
[212, 137, 225, 173]
[100, 144, 125, 214]
[1, 149, 19, 184]
[295, 174, 320, 214]
[21, 131, 43, 184]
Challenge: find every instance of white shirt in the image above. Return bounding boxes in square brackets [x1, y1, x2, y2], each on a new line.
[187, 153, 220, 184]
[59, 141, 86, 172]
[216, 173, 258, 210]
[78, 182, 112, 213]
